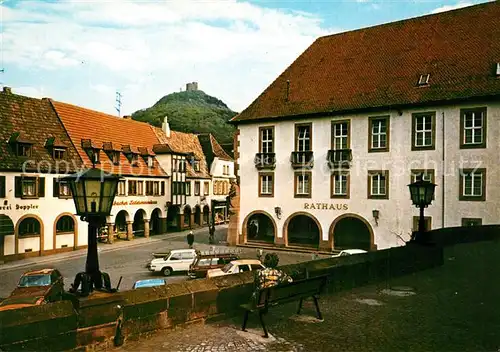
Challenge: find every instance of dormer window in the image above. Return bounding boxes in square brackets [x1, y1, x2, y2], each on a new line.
[81, 139, 100, 165]
[9, 132, 34, 157]
[17, 143, 32, 157]
[193, 160, 200, 172]
[45, 137, 67, 160]
[417, 74, 430, 86]
[147, 156, 154, 168]
[104, 151, 120, 165]
[53, 148, 66, 160]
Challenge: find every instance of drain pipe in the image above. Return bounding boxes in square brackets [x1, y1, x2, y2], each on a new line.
[441, 111, 445, 228]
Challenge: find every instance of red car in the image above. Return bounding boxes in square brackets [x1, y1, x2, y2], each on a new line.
[0, 268, 65, 311]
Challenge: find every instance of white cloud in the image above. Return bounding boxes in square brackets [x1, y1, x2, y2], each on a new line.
[430, 2, 475, 14]
[1, 0, 337, 114]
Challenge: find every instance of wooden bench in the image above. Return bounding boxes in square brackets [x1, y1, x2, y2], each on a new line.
[240, 275, 327, 338]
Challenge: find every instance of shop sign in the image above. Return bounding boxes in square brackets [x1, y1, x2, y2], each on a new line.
[113, 200, 158, 206]
[304, 203, 348, 210]
[0, 201, 39, 212]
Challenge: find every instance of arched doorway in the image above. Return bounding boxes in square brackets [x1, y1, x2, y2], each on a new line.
[167, 205, 180, 230]
[194, 206, 202, 226]
[203, 205, 210, 225]
[115, 210, 129, 239]
[331, 215, 374, 250]
[183, 205, 192, 228]
[150, 208, 162, 235]
[0, 215, 14, 260]
[244, 212, 275, 243]
[133, 210, 146, 237]
[285, 213, 321, 248]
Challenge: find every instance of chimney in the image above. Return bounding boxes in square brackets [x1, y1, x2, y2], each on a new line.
[123, 115, 131, 119]
[3, 87, 12, 94]
[162, 115, 171, 138]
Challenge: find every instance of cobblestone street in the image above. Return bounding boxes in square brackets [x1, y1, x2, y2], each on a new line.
[113, 240, 500, 352]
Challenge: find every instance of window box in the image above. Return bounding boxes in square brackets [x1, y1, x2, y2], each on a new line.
[254, 153, 276, 170]
[327, 149, 352, 169]
[290, 151, 314, 169]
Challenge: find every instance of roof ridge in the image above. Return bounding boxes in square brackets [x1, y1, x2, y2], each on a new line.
[318, 1, 492, 41]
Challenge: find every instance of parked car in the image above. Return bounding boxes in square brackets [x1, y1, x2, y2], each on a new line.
[206, 259, 265, 279]
[188, 250, 240, 279]
[0, 268, 64, 311]
[133, 279, 166, 289]
[332, 249, 368, 257]
[148, 249, 197, 276]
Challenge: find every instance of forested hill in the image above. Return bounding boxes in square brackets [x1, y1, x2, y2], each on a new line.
[131, 90, 237, 154]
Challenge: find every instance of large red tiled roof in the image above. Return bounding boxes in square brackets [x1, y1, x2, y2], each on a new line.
[232, 2, 500, 123]
[51, 101, 168, 177]
[0, 89, 82, 173]
[153, 128, 211, 179]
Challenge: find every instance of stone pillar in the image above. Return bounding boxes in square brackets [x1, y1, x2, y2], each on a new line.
[159, 217, 167, 235]
[107, 223, 115, 244]
[144, 219, 150, 238]
[126, 221, 134, 241]
[227, 184, 240, 246]
[274, 234, 285, 247]
[319, 239, 331, 252]
[190, 213, 195, 227]
[179, 214, 185, 231]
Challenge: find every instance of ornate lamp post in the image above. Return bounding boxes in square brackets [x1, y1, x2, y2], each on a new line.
[62, 168, 121, 294]
[408, 174, 436, 243]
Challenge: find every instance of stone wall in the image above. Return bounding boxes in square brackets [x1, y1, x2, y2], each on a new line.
[0, 244, 443, 351]
[426, 225, 500, 247]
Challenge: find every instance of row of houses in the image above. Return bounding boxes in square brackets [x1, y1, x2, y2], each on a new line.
[230, 1, 500, 252]
[0, 87, 235, 262]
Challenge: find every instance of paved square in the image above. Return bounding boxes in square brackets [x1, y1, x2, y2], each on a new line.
[113, 241, 500, 352]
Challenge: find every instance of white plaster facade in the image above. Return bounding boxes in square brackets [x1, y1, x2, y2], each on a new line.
[0, 172, 87, 258]
[236, 102, 500, 250]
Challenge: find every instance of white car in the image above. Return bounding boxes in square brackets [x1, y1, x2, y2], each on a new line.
[206, 259, 265, 279]
[332, 249, 368, 257]
[148, 249, 197, 276]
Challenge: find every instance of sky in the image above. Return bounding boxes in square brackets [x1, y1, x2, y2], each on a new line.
[0, 0, 492, 116]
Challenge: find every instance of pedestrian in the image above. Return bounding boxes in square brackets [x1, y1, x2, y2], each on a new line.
[208, 224, 215, 244]
[187, 230, 194, 249]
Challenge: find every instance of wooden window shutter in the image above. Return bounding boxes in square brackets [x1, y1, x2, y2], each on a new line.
[15, 176, 22, 198]
[38, 177, 45, 197]
[53, 178, 60, 197]
[0, 176, 5, 198]
[161, 181, 165, 196]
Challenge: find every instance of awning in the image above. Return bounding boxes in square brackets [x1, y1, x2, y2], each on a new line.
[0, 215, 14, 237]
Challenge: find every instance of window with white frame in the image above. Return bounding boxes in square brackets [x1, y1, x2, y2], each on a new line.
[332, 122, 349, 150]
[295, 172, 311, 197]
[260, 127, 274, 154]
[460, 168, 485, 200]
[368, 171, 388, 199]
[296, 125, 311, 151]
[369, 117, 388, 151]
[259, 173, 273, 197]
[413, 113, 434, 149]
[461, 108, 486, 148]
[331, 171, 348, 197]
[117, 180, 126, 196]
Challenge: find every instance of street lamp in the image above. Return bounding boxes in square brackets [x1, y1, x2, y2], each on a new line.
[408, 174, 436, 243]
[62, 168, 121, 295]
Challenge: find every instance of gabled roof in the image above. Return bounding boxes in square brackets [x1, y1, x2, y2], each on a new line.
[153, 128, 211, 179]
[50, 101, 168, 177]
[0, 89, 82, 172]
[198, 133, 233, 169]
[232, 2, 500, 123]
